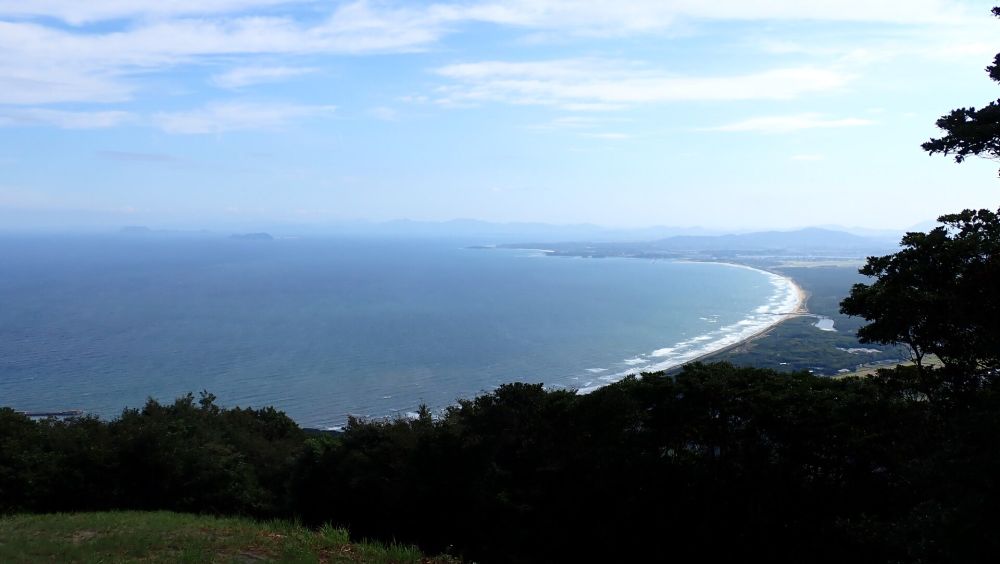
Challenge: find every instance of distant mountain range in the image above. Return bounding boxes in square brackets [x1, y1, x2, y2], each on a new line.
[298, 218, 724, 242]
[112, 220, 911, 252]
[644, 227, 894, 252]
[498, 227, 899, 257]
[320, 219, 923, 244]
[112, 220, 722, 242]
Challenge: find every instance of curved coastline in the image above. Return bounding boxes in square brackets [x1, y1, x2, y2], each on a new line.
[576, 261, 806, 394]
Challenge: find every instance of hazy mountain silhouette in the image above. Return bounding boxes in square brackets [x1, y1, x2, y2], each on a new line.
[646, 227, 893, 252]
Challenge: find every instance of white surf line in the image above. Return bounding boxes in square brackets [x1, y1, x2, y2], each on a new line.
[576, 261, 806, 395]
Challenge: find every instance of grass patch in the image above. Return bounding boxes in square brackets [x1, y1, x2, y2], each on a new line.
[0, 511, 454, 563]
[832, 354, 944, 379]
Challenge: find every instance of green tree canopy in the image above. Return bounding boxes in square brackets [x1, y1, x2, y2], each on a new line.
[844, 7, 1000, 376]
[841, 209, 1000, 373]
[922, 7, 1000, 174]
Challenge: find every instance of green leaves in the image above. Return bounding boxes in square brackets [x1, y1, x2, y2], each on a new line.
[841, 208, 1000, 374]
[923, 8, 1000, 175]
[921, 102, 1000, 173]
[5, 365, 1000, 561]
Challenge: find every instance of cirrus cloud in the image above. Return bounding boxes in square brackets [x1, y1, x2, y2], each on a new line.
[0, 0, 984, 132]
[0, 0, 305, 25]
[0, 108, 134, 128]
[435, 60, 854, 109]
[151, 101, 336, 134]
[212, 65, 318, 88]
[0, 0, 968, 29]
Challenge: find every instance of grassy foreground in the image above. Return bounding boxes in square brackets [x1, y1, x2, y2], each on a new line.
[0, 511, 453, 563]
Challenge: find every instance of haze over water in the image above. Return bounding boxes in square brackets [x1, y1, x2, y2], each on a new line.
[0, 235, 793, 427]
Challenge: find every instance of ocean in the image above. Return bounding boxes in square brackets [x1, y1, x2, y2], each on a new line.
[0, 235, 799, 428]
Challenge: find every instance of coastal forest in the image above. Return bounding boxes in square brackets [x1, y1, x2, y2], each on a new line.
[3, 7, 1000, 564]
[3, 230, 1000, 562]
[3, 356, 1000, 562]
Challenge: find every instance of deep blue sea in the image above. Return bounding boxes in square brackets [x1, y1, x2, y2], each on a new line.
[0, 235, 797, 427]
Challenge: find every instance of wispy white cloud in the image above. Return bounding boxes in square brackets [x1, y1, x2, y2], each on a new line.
[0, 3, 450, 106]
[582, 132, 630, 140]
[441, 0, 969, 35]
[0, 0, 984, 126]
[0, 0, 303, 25]
[707, 113, 874, 133]
[0, 108, 133, 128]
[757, 32, 996, 67]
[435, 60, 853, 109]
[669, 0, 963, 23]
[0, 11, 440, 68]
[317, 1, 451, 54]
[0, 62, 131, 105]
[212, 65, 317, 88]
[0, 0, 969, 28]
[151, 102, 335, 134]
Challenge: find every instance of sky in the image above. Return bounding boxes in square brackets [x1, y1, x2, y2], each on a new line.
[0, 0, 999, 232]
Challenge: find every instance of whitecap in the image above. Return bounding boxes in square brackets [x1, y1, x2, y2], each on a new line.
[574, 263, 803, 395]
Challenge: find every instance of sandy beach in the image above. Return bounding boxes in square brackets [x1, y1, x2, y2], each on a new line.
[576, 262, 808, 394]
[674, 265, 809, 368]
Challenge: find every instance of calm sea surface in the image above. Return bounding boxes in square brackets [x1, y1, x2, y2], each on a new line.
[0, 235, 791, 427]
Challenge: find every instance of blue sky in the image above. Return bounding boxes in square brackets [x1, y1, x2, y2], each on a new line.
[0, 0, 998, 231]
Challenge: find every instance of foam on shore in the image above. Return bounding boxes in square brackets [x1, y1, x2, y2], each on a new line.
[576, 263, 804, 395]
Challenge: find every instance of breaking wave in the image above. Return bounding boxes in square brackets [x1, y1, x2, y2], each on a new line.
[576, 264, 802, 394]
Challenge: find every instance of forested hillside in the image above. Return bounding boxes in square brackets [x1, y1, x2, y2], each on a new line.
[4, 360, 1000, 563]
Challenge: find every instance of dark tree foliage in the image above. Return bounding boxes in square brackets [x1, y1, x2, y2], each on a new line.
[10, 363, 1000, 562]
[291, 366, 1000, 563]
[840, 208, 1000, 375]
[846, 7, 1000, 381]
[922, 7, 1000, 174]
[0, 392, 304, 517]
[110, 392, 304, 515]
